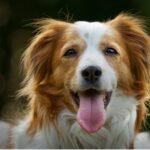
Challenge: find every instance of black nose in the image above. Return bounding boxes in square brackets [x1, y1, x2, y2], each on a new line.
[81, 66, 102, 83]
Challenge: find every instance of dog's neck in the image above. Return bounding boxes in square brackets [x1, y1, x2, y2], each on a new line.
[42, 91, 138, 148]
[13, 91, 138, 148]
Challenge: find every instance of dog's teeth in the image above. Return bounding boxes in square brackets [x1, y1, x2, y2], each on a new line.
[103, 99, 106, 104]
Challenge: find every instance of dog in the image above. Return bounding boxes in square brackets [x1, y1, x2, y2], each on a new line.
[0, 13, 150, 149]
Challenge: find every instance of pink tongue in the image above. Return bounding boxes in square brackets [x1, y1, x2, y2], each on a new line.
[77, 94, 106, 133]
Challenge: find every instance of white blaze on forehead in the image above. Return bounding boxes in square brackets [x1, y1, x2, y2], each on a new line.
[74, 21, 112, 68]
[74, 21, 117, 91]
[74, 21, 110, 45]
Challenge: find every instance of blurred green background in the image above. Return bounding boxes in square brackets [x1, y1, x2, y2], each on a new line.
[0, 0, 150, 129]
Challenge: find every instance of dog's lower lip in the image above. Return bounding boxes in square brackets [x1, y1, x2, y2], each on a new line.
[71, 91, 80, 107]
[70, 89, 112, 108]
[103, 91, 112, 108]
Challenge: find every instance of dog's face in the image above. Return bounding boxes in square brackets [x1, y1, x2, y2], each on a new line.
[51, 21, 132, 133]
[23, 14, 150, 134]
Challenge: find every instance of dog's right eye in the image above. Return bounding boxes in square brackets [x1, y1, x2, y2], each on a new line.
[63, 49, 78, 58]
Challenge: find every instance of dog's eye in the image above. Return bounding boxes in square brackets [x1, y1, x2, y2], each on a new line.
[104, 47, 118, 56]
[63, 49, 78, 57]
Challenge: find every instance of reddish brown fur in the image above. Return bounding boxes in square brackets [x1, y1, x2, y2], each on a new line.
[20, 20, 76, 135]
[108, 13, 150, 132]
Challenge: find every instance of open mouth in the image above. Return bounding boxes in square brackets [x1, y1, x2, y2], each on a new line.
[71, 89, 112, 108]
[70, 89, 112, 133]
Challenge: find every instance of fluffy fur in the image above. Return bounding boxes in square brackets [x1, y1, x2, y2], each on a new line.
[0, 121, 10, 148]
[1, 13, 150, 149]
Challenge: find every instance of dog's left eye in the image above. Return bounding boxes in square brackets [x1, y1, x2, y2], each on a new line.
[104, 47, 118, 56]
[63, 49, 78, 58]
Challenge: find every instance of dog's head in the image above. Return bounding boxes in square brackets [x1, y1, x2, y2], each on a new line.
[21, 14, 150, 134]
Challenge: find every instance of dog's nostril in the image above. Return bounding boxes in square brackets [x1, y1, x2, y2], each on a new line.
[81, 66, 102, 83]
[82, 70, 90, 77]
[95, 70, 101, 77]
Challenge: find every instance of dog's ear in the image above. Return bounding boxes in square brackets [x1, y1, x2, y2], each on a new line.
[22, 19, 69, 83]
[109, 13, 150, 99]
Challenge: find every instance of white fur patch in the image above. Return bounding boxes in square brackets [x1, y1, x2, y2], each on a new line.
[134, 132, 150, 149]
[0, 121, 10, 148]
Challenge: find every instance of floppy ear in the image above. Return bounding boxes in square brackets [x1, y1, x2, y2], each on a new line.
[22, 20, 69, 83]
[109, 13, 150, 132]
[109, 13, 150, 99]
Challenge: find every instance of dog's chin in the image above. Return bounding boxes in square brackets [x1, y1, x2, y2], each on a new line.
[70, 89, 112, 133]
